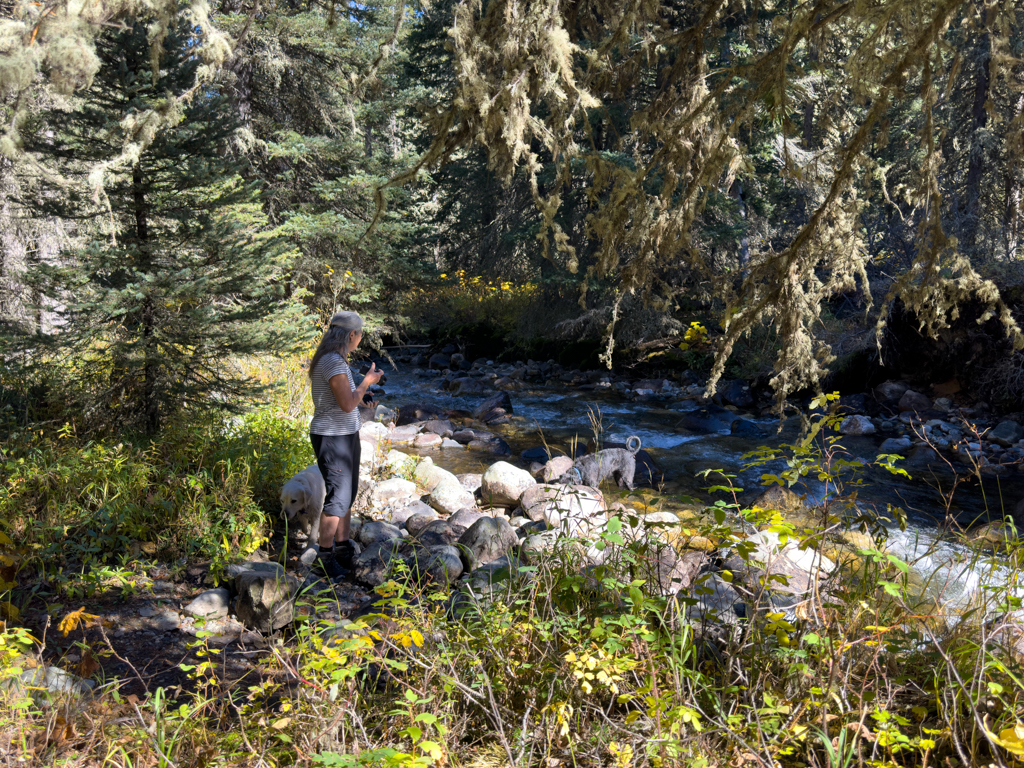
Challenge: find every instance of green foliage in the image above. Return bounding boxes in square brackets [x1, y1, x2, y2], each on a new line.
[0, 407, 309, 573]
[13, 19, 308, 434]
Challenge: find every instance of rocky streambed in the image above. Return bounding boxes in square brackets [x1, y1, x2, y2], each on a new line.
[22, 349, 1024, 702]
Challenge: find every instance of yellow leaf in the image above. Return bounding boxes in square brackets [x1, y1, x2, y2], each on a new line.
[991, 723, 1024, 756]
[0, 555, 15, 566]
[0, 532, 12, 547]
[271, 717, 291, 730]
[410, 630, 424, 648]
[0, 603, 20, 622]
[58, 607, 100, 637]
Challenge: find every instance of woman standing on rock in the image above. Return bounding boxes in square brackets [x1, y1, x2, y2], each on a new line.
[308, 311, 382, 579]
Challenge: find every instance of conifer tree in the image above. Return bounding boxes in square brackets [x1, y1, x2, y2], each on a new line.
[18, 20, 306, 434]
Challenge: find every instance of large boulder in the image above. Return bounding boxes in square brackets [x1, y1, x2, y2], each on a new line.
[676, 405, 737, 434]
[358, 520, 403, 547]
[990, 420, 1024, 448]
[421, 419, 456, 437]
[458, 516, 520, 569]
[457, 473, 483, 493]
[422, 545, 464, 585]
[480, 461, 536, 507]
[449, 508, 486, 531]
[353, 540, 418, 587]
[390, 500, 434, 527]
[898, 390, 932, 413]
[715, 380, 755, 408]
[427, 354, 450, 370]
[370, 478, 418, 508]
[415, 520, 460, 548]
[234, 571, 300, 633]
[473, 392, 514, 425]
[838, 415, 876, 436]
[522, 483, 605, 536]
[541, 456, 575, 483]
[414, 433, 443, 449]
[684, 573, 748, 625]
[430, 477, 476, 516]
[359, 421, 389, 446]
[397, 404, 444, 425]
[413, 457, 452, 492]
[405, 511, 440, 537]
[183, 588, 230, 621]
[874, 380, 909, 403]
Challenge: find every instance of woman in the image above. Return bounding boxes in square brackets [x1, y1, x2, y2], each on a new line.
[308, 311, 382, 579]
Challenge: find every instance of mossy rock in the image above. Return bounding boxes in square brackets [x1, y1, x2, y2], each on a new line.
[965, 521, 1022, 554]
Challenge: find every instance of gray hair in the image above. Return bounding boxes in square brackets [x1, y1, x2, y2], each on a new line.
[308, 311, 364, 378]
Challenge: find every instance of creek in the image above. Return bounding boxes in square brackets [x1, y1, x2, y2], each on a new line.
[378, 360, 1024, 615]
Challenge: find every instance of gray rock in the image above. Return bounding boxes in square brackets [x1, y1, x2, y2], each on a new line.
[388, 424, 421, 443]
[521, 530, 560, 558]
[405, 512, 440, 537]
[473, 392, 514, 425]
[423, 545, 464, 585]
[676, 405, 736, 434]
[226, 561, 285, 581]
[898, 390, 931, 413]
[370, 478, 418, 507]
[458, 516, 520, 569]
[521, 483, 605, 535]
[685, 573, 747, 625]
[457, 473, 483, 493]
[235, 571, 299, 633]
[717, 379, 755, 408]
[874, 380, 908, 403]
[414, 433, 443, 449]
[441, 438, 465, 450]
[468, 436, 512, 455]
[541, 456, 575, 483]
[480, 461, 536, 506]
[179, 615, 243, 647]
[17, 666, 95, 702]
[183, 588, 230, 620]
[839, 415, 876, 436]
[358, 520, 403, 547]
[879, 437, 912, 453]
[429, 476, 476, 516]
[390, 500, 434, 527]
[449, 508, 486, 529]
[353, 540, 418, 587]
[422, 419, 456, 436]
[428, 354, 450, 370]
[415, 519, 458, 548]
[989, 420, 1024, 448]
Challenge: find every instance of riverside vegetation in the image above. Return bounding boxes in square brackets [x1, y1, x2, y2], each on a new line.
[2, 357, 1024, 768]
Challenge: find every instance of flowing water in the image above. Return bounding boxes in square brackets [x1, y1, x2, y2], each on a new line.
[379, 364, 1024, 614]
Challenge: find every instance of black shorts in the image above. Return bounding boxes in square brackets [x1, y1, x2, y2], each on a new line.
[310, 432, 361, 518]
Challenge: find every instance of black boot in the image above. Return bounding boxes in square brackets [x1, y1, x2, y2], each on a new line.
[334, 540, 357, 569]
[315, 547, 347, 580]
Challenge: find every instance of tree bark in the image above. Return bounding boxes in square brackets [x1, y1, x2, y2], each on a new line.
[962, 30, 991, 252]
[133, 163, 159, 434]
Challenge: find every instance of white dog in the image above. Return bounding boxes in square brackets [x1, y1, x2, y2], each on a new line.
[280, 464, 326, 564]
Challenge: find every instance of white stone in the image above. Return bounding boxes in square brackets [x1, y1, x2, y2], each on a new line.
[183, 588, 230, 620]
[370, 478, 418, 507]
[480, 461, 536, 506]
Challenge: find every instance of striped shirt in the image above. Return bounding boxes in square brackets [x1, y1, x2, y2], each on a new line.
[310, 352, 362, 436]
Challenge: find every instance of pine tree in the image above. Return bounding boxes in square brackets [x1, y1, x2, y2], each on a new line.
[18, 20, 306, 434]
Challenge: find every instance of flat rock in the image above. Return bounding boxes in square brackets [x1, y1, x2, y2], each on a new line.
[414, 433, 443, 449]
[441, 438, 465, 450]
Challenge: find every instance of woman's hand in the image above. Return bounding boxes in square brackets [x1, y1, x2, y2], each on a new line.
[329, 362, 383, 413]
[363, 363, 383, 386]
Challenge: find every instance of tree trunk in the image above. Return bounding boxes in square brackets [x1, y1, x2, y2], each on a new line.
[133, 163, 159, 434]
[963, 30, 991, 252]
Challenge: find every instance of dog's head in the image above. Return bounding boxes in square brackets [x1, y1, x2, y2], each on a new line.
[280, 480, 307, 520]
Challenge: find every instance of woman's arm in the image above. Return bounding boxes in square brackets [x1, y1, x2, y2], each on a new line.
[329, 363, 382, 412]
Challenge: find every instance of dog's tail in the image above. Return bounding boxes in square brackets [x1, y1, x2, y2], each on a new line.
[626, 435, 642, 454]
